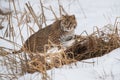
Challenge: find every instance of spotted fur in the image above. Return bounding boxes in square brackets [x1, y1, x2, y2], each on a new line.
[13, 15, 77, 54]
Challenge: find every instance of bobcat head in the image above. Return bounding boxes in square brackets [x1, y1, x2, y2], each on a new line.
[60, 15, 77, 32]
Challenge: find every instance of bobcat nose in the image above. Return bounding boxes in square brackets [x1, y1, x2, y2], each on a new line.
[74, 24, 77, 28]
[73, 25, 76, 28]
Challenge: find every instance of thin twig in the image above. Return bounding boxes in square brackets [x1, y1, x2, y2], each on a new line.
[50, 6, 58, 20]
[26, 2, 42, 29]
[39, 0, 47, 27]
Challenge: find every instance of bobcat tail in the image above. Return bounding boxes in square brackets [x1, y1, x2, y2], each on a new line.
[0, 49, 23, 56]
[12, 49, 23, 54]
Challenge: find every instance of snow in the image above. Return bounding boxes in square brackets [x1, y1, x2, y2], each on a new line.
[17, 48, 120, 80]
[0, 0, 120, 80]
[52, 48, 120, 80]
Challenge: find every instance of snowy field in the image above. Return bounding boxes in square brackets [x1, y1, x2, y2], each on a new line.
[0, 0, 120, 80]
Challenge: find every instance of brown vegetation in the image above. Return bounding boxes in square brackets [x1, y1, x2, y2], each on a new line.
[0, 0, 120, 80]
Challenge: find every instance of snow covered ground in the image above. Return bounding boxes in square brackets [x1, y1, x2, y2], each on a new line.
[18, 48, 120, 80]
[0, 0, 120, 80]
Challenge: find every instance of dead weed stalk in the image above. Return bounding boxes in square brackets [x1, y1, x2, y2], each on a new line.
[0, 0, 120, 80]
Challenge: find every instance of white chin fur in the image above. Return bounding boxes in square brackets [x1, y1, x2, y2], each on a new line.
[61, 39, 75, 48]
[63, 27, 75, 32]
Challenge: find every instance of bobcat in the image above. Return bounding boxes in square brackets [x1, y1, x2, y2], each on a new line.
[13, 14, 77, 54]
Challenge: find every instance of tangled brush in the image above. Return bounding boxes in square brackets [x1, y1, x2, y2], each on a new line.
[21, 24, 120, 74]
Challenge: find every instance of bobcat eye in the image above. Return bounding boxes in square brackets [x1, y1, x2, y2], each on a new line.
[65, 21, 68, 25]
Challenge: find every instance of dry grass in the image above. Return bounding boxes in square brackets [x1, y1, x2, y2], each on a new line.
[0, 0, 69, 79]
[0, 0, 120, 80]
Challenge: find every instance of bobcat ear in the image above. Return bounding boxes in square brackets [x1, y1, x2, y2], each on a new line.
[71, 15, 75, 19]
[62, 15, 65, 17]
[61, 15, 66, 19]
